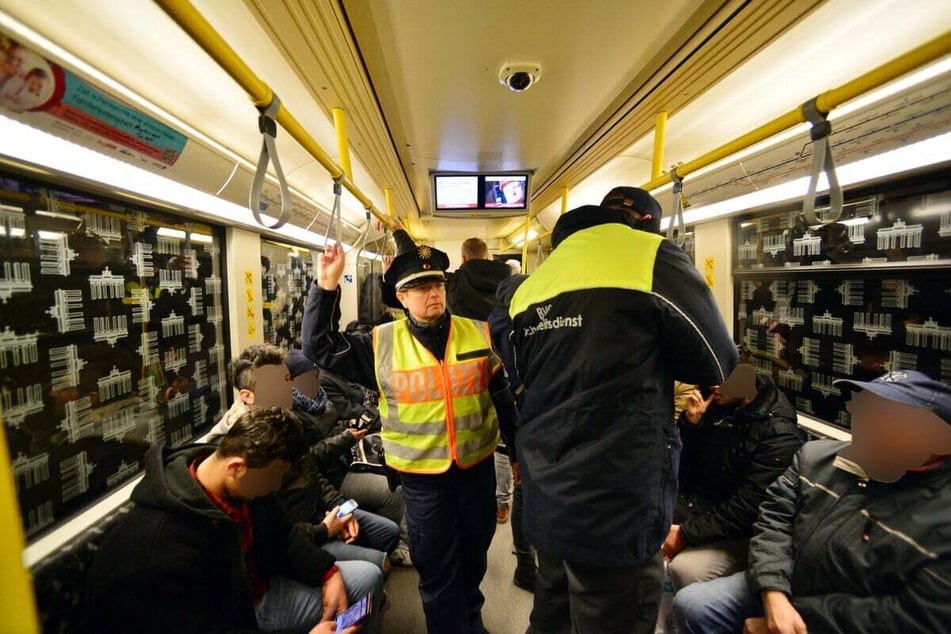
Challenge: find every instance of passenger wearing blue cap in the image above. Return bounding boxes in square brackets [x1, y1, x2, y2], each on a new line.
[674, 370, 951, 633]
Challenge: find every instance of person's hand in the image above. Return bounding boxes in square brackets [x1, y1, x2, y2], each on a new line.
[760, 590, 808, 634]
[309, 619, 361, 633]
[683, 388, 713, 424]
[511, 460, 521, 486]
[382, 254, 394, 274]
[743, 617, 769, 634]
[339, 515, 359, 544]
[317, 244, 346, 291]
[347, 427, 369, 442]
[319, 568, 349, 625]
[322, 506, 351, 539]
[662, 524, 685, 560]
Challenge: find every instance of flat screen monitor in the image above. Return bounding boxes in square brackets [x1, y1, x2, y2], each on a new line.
[432, 171, 530, 217]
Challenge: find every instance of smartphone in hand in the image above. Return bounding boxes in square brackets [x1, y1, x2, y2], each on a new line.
[336, 593, 372, 629]
[336, 498, 359, 518]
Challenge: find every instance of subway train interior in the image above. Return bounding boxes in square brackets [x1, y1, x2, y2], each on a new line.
[0, 0, 949, 631]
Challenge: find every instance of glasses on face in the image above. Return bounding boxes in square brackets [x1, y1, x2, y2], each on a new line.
[405, 281, 446, 294]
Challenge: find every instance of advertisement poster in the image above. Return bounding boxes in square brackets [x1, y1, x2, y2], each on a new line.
[1, 35, 187, 171]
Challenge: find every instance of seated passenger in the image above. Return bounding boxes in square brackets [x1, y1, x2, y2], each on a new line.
[84, 407, 377, 633]
[673, 370, 951, 633]
[662, 365, 805, 591]
[286, 350, 412, 567]
[283, 349, 400, 568]
[207, 344, 397, 571]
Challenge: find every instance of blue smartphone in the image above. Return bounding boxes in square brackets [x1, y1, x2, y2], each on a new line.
[336, 593, 372, 629]
[336, 498, 359, 518]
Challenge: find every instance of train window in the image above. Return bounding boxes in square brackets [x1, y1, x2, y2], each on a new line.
[260, 239, 318, 348]
[734, 171, 951, 429]
[0, 171, 228, 540]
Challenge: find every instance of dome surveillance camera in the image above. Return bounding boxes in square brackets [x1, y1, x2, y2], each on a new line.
[499, 62, 541, 93]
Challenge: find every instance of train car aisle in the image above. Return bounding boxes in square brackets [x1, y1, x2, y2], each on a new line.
[380, 514, 534, 632]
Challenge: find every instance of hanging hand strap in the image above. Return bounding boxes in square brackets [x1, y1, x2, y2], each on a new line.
[667, 168, 686, 246]
[801, 98, 843, 225]
[322, 178, 344, 248]
[351, 209, 372, 258]
[249, 97, 290, 229]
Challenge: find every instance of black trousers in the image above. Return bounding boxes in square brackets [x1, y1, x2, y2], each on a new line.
[531, 550, 664, 634]
[400, 457, 497, 634]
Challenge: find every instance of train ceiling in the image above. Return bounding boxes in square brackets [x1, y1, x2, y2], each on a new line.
[0, 0, 949, 250]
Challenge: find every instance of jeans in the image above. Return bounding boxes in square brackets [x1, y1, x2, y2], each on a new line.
[352, 508, 399, 554]
[495, 451, 513, 506]
[667, 538, 748, 592]
[254, 560, 384, 633]
[401, 457, 497, 634]
[531, 551, 664, 634]
[341, 471, 408, 542]
[321, 540, 387, 571]
[672, 570, 761, 634]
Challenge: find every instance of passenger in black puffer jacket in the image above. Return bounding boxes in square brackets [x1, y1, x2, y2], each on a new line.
[674, 370, 951, 634]
[662, 369, 805, 591]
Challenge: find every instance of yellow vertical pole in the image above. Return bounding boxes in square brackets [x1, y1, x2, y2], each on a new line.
[651, 111, 668, 181]
[384, 187, 395, 219]
[560, 186, 570, 215]
[520, 219, 531, 271]
[0, 411, 40, 633]
[332, 107, 352, 182]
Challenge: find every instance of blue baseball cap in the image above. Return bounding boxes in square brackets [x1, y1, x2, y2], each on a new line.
[834, 371, 951, 424]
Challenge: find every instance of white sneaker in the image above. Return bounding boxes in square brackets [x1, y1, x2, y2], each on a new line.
[389, 541, 413, 567]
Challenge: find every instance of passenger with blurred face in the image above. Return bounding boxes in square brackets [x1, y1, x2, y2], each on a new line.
[674, 370, 951, 634]
[303, 240, 519, 633]
[204, 343, 294, 441]
[85, 408, 370, 634]
[506, 186, 738, 633]
[663, 364, 805, 593]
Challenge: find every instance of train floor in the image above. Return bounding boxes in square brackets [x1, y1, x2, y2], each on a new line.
[379, 513, 534, 633]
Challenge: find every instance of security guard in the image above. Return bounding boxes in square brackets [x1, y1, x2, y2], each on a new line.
[507, 187, 738, 633]
[302, 241, 518, 634]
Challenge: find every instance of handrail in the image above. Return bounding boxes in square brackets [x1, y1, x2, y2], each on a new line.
[154, 0, 401, 241]
[504, 30, 951, 249]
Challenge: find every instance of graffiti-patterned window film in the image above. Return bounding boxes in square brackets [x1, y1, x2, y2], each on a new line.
[0, 173, 227, 539]
[734, 177, 951, 429]
[260, 239, 317, 349]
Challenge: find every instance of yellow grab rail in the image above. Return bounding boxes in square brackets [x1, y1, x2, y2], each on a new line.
[155, 0, 393, 232]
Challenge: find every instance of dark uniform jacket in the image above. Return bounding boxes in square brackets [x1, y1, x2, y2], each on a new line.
[675, 374, 805, 545]
[84, 444, 335, 634]
[507, 205, 738, 568]
[749, 440, 951, 632]
[447, 258, 512, 320]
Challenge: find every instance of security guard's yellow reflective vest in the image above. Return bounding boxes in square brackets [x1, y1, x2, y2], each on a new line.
[373, 317, 501, 474]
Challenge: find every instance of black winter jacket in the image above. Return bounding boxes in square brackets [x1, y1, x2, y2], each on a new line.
[508, 206, 738, 567]
[749, 440, 951, 633]
[84, 444, 335, 634]
[447, 258, 513, 320]
[675, 374, 805, 545]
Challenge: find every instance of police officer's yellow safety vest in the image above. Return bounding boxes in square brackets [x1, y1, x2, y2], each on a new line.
[373, 317, 501, 474]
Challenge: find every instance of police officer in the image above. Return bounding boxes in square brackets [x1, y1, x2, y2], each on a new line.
[302, 242, 519, 634]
